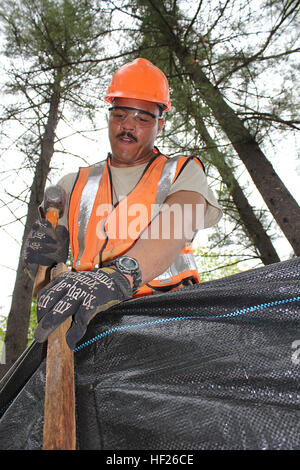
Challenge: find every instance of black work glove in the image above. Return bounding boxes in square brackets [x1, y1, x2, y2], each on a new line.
[23, 219, 69, 279]
[34, 267, 132, 349]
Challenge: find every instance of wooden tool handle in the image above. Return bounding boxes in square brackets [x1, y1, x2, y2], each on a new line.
[32, 212, 76, 450]
[42, 262, 76, 450]
[43, 316, 75, 449]
[33, 201, 76, 450]
[33, 266, 50, 297]
[45, 207, 59, 229]
[33, 208, 60, 297]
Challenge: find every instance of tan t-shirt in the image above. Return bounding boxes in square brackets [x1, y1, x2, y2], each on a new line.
[56, 158, 222, 229]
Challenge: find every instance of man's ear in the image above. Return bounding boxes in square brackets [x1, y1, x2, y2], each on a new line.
[157, 118, 165, 135]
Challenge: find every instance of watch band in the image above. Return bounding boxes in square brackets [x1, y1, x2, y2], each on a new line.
[114, 256, 142, 293]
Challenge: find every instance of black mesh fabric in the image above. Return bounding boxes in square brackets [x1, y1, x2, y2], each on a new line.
[0, 258, 300, 450]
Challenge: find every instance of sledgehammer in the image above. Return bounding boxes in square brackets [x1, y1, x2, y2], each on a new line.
[34, 185, 76, 450]
[33, 185, 66, 295]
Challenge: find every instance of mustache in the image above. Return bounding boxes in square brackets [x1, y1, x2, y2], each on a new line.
[116, 131, 138, 143]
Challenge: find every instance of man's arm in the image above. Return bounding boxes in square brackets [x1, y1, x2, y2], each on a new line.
[124, 190, 207, 287]
[34, 190, 207, 349]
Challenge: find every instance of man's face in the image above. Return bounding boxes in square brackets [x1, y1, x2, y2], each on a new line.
[108, 97, 165, 167]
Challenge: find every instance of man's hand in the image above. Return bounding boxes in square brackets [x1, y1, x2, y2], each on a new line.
[23, 219, 69, 279]
[34, 267, 132, 349]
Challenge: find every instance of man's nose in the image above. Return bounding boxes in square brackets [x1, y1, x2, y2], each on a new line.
[121, 114, 136, 129]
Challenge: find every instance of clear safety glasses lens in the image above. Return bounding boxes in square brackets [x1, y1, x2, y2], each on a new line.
[108, 106, 160, 127]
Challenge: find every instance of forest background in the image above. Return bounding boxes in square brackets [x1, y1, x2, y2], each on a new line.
[0, 0, 299, 377]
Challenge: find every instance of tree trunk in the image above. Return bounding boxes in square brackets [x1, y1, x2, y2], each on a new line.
[0, 90, 60, 379]
[179, 53, 300, 256]
[144, 0, 300, 255]
[195, 116, 281, 265]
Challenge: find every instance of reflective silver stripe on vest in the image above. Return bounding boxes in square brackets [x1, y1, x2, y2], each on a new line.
[150, 156, 179, 221]
[75, 155, 198, 282]
[151, 157, 198, 285]
[153, 253, 197, 285]
[76, 161, 107, 267]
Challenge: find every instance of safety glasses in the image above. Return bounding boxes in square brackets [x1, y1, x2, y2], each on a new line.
[108, 106, 161, 128]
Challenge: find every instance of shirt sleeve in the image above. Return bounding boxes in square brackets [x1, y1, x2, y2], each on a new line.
[169, 159, 223, 229]
[55, 172, 78, 228]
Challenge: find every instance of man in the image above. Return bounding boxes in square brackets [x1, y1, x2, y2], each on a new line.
[24, 58, 222, 349]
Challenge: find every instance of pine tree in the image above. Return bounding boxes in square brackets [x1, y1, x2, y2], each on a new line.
[120, 0, 300, 255]
[0, 0, 111, 377]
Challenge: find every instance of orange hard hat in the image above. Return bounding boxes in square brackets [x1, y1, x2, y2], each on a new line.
[105, 58, 171, 111]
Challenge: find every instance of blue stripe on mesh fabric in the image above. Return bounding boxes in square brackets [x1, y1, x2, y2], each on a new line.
[73, 296, 300, 352]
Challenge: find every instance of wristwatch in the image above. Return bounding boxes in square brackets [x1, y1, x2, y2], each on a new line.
[114, 256, 142, 293]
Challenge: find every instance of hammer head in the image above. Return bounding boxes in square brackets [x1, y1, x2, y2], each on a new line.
[44, 185, 66, 218]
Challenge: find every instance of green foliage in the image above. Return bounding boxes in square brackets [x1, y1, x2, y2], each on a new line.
[193, 245, 251, 282]
[0, 0, 109, 122]
[1, 0, 103, 64]
[0, 301, 38, 347]
[0, 314, 7, 344]
[27, 299, 38, 345]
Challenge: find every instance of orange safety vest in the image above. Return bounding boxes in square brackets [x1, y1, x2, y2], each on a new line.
[68, 150, 205, 297]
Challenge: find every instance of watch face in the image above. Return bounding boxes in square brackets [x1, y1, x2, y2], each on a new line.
[120, 257, 138, 270]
